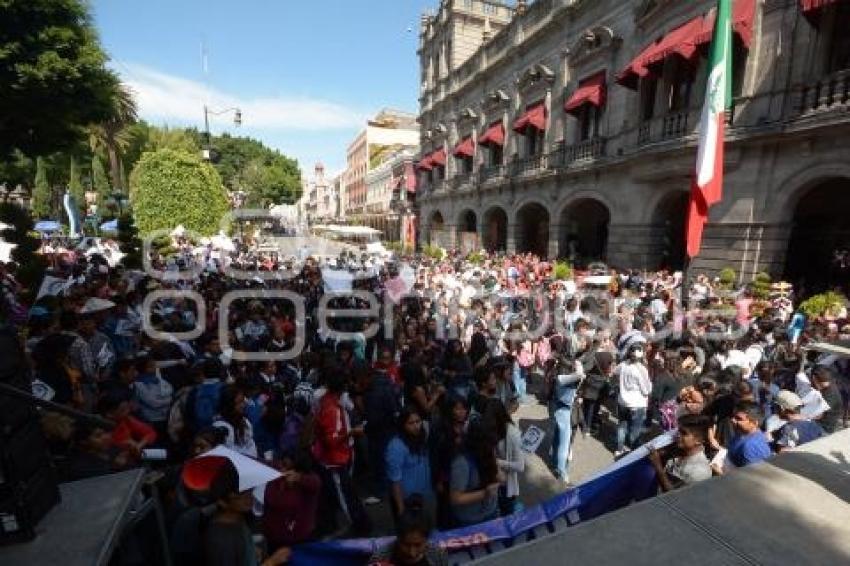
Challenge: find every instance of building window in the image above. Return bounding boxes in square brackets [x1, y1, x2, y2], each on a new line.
[461, 156, 474, 174]
[640, 77, 658, 120]
[664, 58, 695, 112]
[483, 2, 496, 15]
[464, 0, 473, 8]
[489, 145, 504, 167]
[829, 4, 850, 73]
[576, 105, 600, 142]
[526, 129, 545, 157]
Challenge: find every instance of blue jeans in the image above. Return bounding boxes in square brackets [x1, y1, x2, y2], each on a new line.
[550, 403, 572, 479]
[617, 405, 646, 452]
[513, 365, 527, 399]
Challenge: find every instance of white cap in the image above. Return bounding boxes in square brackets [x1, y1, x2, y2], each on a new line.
[79, 297, 116, 314]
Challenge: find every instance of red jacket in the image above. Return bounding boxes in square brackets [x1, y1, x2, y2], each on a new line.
[262, 472, 321, 547]
[312, 393, 351, 467]
[111, 416, 157, 449]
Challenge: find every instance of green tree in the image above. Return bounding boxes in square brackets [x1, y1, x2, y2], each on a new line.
[0, 151, 35, 187]
[146, 126, 200, 154]
[0, 0, 119, 158]
[68, 156, 86, 213]
[88, 83, 138, 193]
[117, 212, 142, 268]
[206, 133, 301, 205]
[129, 149, 229, 236]
[31, 157, 51, 219]
[91, 155, 109, 203]
[0, 203, 47, 293]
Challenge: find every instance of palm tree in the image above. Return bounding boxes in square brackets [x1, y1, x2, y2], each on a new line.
[89, 83, 138, 194]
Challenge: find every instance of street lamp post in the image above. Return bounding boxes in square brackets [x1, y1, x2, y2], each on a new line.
[203, 106, 242, 161]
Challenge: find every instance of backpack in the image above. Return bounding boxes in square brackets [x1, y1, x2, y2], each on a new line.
[187, 382, 223, 431]
[167, 386, 192, 444]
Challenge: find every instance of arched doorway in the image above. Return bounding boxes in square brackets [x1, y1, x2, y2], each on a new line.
[517, 202, 550, 258]
[428, 211, 445, 247]
[784, 179, 850, 294]
[458, 209, 478, 253]
[559, 198, 610, 265]
[483, 207, 508, 252]
[653, 191, 689, 271]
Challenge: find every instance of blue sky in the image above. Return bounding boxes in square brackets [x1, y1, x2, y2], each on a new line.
[92, 0, 437, 175]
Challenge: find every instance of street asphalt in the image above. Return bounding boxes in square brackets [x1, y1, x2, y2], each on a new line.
[361, 373, 618, 538]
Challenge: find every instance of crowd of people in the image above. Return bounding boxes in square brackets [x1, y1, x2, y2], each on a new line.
[2, 231, 848, 565]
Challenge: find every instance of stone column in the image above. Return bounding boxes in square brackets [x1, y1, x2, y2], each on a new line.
[543, 87, 553, 167]
[445, 223, 458, 251]
[477, 219, 486, 252]
[547, 222, 561, 260]
[506, 222, 518, 254]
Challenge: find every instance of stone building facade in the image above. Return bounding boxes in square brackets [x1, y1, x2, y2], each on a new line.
[364, 149, 418, 241]
[343, 109, 419, 219]
[416, 0, 850, 288]
[299, 163, 338, 223]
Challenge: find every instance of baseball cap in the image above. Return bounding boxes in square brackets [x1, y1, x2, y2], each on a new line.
[79, 297, 116, 314]
[774, 390, 803, 412]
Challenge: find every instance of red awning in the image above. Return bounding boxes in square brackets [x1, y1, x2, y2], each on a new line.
[695, 0, 756, 47]
[616, 0, 756, 89]
[404, 162, 417, 192]
[431, 147, 447, 167]
[564, 71, 607, 115]
[453, 136, 475, 158]
[417, 154, 433, 171]
[479, 121, 505, 147]
[512, 102, 547, 134]
[800, 0, 844, 24]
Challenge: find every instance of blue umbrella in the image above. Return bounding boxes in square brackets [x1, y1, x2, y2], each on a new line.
[100, 219, 118, 233]
[34, 220, 61, 233]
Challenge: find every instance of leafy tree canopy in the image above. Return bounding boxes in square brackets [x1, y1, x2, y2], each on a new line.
[0, 0, 119, 158]
[197, 132, 301, 206]
[129, 148, 229, 236]
[31, 157, 51, 219]
[0, 203, 46, 291]
[122, 123, 301, 207]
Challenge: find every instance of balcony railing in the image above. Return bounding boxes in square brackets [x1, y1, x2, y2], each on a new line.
[452, 171, 474, 189]
[662, 110, 691, 139]
[509, 153, 543, 176]
[550, 138, 607, 168]
[637, 109, 697, 146]
[797, 69, 850, 115]
[479, 164, 505, 183]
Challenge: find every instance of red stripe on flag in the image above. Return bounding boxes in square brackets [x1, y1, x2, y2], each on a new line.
[686, 185, 709, 258]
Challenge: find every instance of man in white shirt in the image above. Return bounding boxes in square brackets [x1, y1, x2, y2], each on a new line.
[615, 342, 652, 457]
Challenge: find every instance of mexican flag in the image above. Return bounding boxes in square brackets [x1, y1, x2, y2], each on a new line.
[686, 0, 733, 258]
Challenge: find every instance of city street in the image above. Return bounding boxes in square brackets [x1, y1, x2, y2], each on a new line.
[364, 376, 616, 537]
[3, 1, 850, 565]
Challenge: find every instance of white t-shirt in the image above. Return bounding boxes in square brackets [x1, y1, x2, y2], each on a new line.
[616, 361, 652, 409]
[212, 418, 258, 458]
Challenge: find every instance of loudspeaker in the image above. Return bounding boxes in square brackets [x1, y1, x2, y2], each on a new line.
[0, 325, 61, 545]
[0, 465, 60, 545]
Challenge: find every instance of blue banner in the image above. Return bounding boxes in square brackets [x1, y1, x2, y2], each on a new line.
[290, 455, 659, 565]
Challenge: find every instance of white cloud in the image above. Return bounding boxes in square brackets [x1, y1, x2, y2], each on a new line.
[115, 63, 366, 132]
